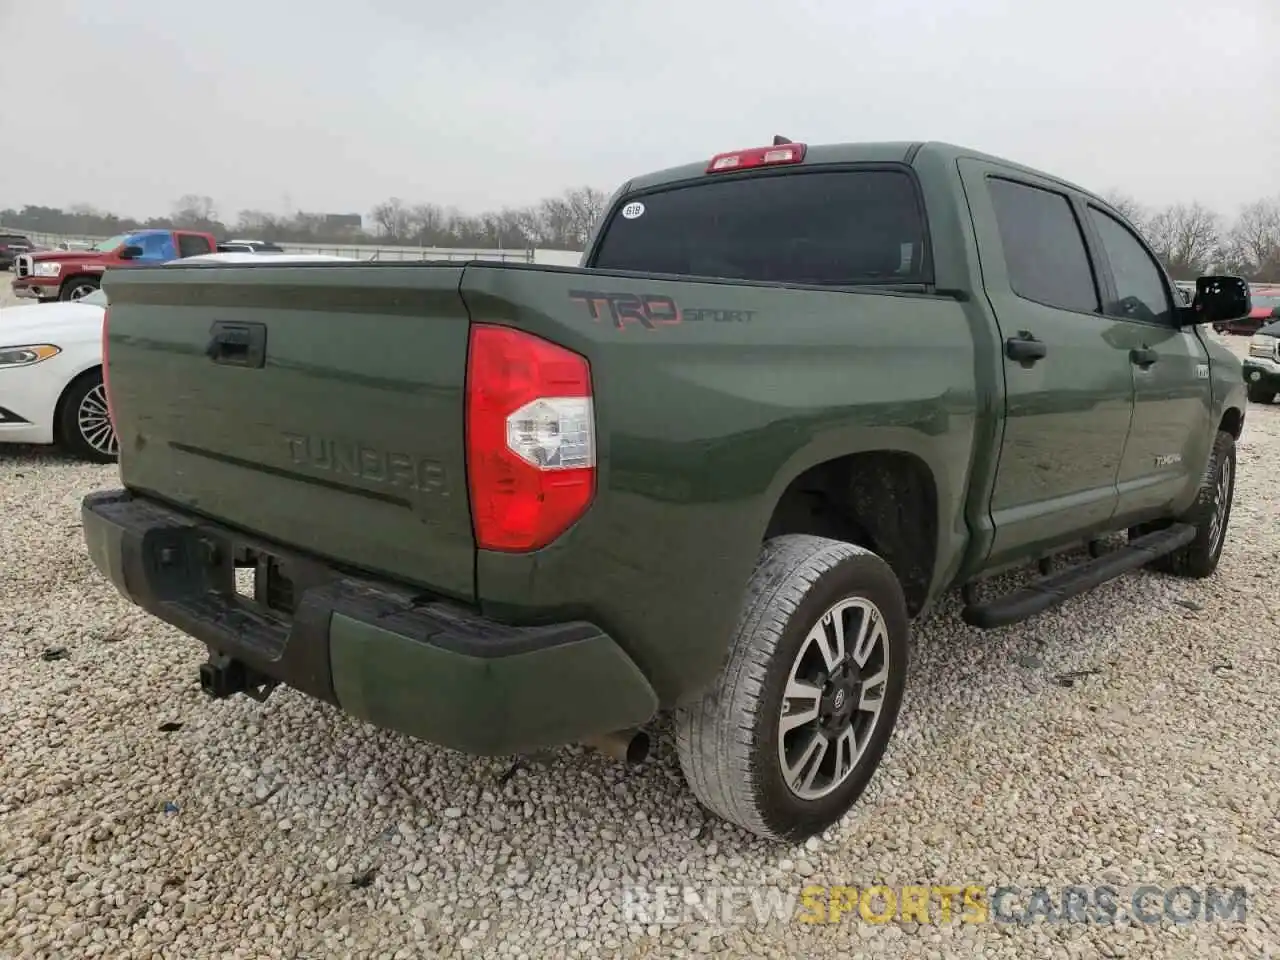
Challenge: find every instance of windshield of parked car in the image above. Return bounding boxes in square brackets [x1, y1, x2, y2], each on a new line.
[1253, 294, 1280, 310]
[91, 234, 131, 252]
[591, 169, 932, 286]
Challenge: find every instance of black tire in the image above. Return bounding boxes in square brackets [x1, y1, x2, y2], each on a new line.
[1134, 430, 1236, 579]
[56, 369, 118, 463]
[58, 275, 100, 302]
[674, 535, 909, 843]
[1246, 383, 1275, 404]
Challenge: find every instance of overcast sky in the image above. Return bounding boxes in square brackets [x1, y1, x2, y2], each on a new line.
[2, 0, 1276, 222]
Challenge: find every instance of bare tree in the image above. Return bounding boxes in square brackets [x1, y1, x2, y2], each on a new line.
[1224, 198, 1280, 279]
[171, 194, 220, 230]
[1143, 203, 1220, 279]
[537, 187, 607, 249]
[1101, 190, 1149, 232]
[235, 209, 278, 235]
[369, 197, 412, 240]
[563, 186, 607, 246]
[406, 203, 447, 245]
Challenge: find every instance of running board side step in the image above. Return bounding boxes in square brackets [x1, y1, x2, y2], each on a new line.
[961, 523, 1196, 629]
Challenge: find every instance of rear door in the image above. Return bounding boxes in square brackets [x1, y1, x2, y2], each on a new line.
[1081, 204, 1214, 520]
[958, 160, 1135, 567]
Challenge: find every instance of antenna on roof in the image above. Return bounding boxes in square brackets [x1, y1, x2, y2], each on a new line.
[772, 135, 793, 145]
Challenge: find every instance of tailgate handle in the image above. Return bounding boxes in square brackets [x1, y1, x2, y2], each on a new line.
[207, 321, 267, 368]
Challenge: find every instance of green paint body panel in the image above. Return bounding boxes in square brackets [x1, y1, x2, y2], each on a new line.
[94, 141, 1246, 751]
[328, 613, 658, 755]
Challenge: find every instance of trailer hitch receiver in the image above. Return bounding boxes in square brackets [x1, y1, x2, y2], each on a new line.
[199, 653, 278, 703]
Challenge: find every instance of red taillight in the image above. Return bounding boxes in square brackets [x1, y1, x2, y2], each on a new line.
[465, 324, 596, 552]
[101, 307, 115, 430]
[706, 142, 807, 174]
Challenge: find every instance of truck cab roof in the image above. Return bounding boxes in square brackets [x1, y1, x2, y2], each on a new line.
[620, 140, 1102, 206]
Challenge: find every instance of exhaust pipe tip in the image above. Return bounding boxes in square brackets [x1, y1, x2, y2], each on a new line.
[623, 728, 650, 764]
[584, 727, 650, 764]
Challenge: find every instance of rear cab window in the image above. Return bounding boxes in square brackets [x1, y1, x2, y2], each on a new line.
[590, 168, 932, 287]
[178, 234, 214, 258]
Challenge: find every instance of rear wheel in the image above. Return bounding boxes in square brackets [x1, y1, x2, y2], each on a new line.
[59, 276, 100, 301]
[1246, 383, 1275, 404]
[57, 369, 118, 463]
[674, 535, 909, 843]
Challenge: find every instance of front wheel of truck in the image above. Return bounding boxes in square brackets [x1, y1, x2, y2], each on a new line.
[1133, 429, 1236, 579]
[59, 276, 100, 301]
[674, 535, 909, 843]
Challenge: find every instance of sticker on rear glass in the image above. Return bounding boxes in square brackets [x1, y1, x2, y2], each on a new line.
[621, 201, 645, 220]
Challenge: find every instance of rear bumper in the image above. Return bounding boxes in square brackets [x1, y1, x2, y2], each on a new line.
[82, 489, 658, 755]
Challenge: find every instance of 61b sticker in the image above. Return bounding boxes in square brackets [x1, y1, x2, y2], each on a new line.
[621, 201, 645, 220]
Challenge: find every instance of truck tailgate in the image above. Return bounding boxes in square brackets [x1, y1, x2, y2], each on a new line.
[103, 263, 476, 602]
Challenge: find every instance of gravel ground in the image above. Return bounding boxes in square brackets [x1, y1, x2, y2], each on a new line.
[0, 303, 1277, 958]
[1, 283, 24, 310]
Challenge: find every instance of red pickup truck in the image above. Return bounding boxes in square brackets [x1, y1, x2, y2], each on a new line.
[11, 228, 217, 302]
[1213, 286, 1280, 335]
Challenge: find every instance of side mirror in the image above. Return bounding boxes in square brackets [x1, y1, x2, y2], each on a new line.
[119, 245, 144, 260]
[1187, 275, 1251, 325]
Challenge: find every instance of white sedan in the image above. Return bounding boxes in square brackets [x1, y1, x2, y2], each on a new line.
[0, 290, 112, 460]
[0, 253, 354, 462]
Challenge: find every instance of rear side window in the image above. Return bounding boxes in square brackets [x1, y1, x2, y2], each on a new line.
[179, 234, 213, 258]
[591, 169, 931, 286]
[987, 178, 1100, 314]
[1086, 207, 1173, 325]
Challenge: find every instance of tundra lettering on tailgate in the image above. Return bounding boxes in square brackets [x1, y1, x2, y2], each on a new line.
[569, 289, 756, 331]
[283, 432, 449, 496]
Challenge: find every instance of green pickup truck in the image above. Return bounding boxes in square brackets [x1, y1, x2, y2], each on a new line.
[82, 140, 1252, 843]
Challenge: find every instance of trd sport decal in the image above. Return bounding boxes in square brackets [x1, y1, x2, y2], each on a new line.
[568, 290, 756, 331]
